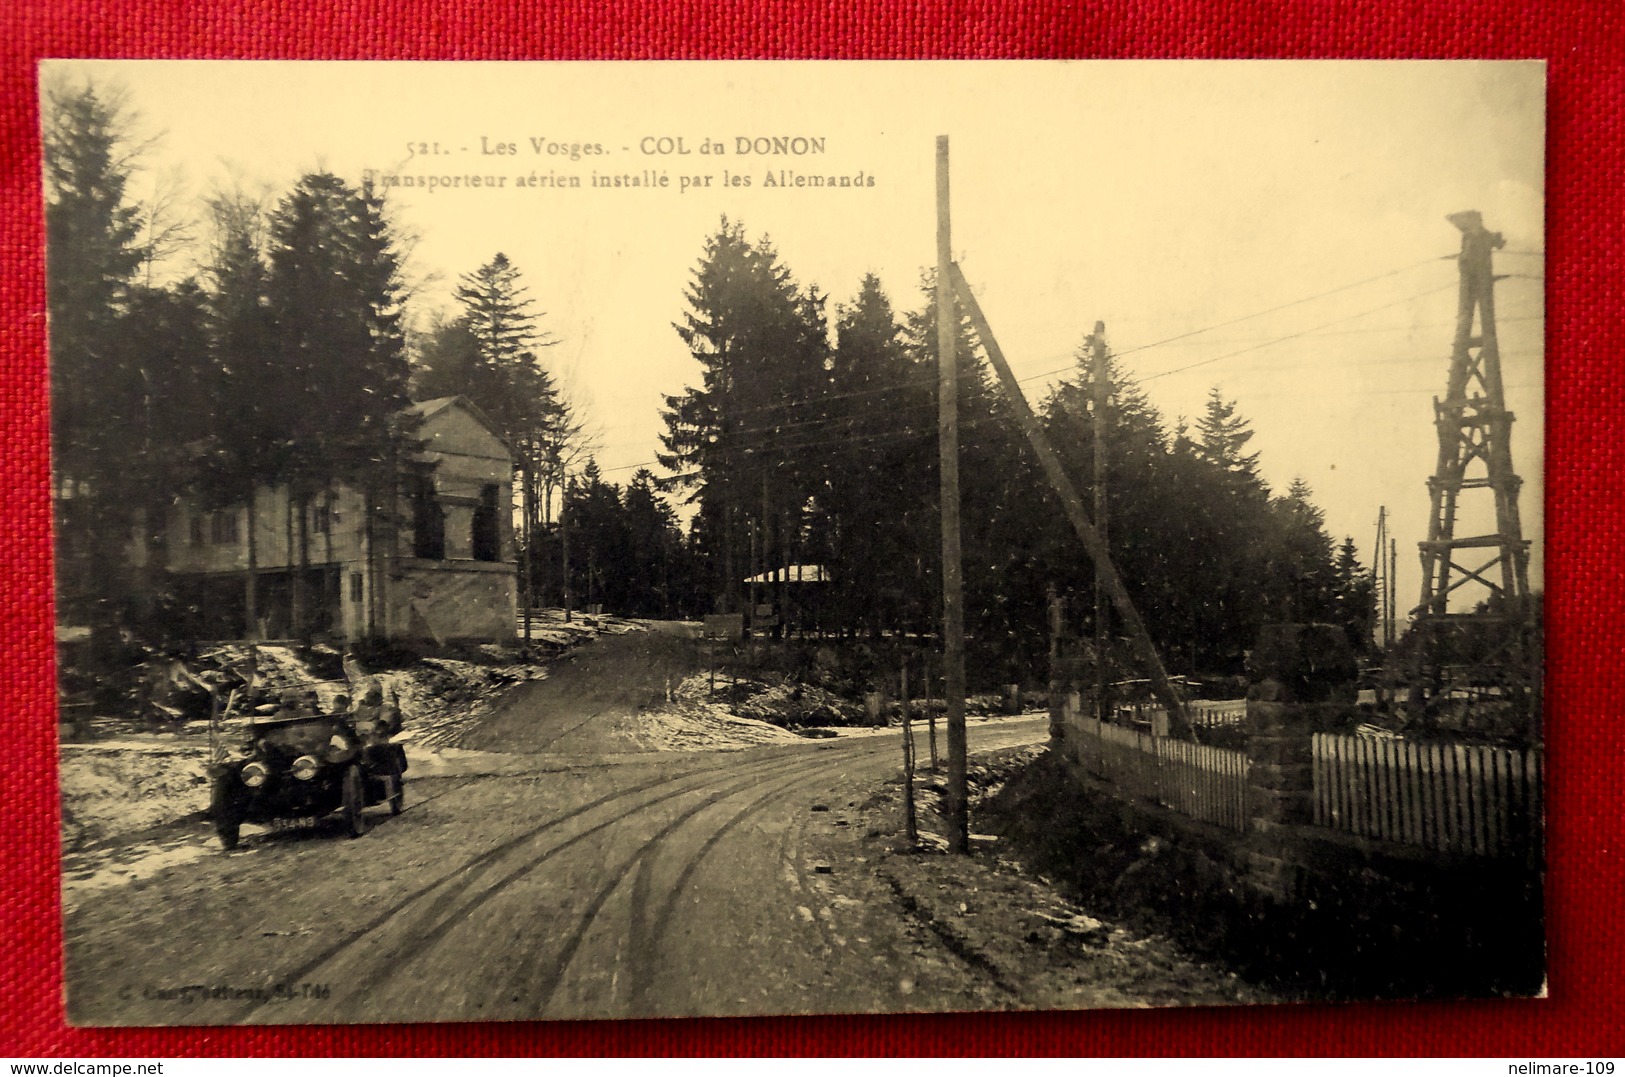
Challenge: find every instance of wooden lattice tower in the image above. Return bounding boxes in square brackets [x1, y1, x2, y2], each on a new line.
[1410, 210, 1537, 724]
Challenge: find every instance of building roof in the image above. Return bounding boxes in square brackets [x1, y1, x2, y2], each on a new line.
[404, 395, 514, 458]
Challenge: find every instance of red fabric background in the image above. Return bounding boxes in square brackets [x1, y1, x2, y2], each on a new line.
[1, 0, 1619, 1057]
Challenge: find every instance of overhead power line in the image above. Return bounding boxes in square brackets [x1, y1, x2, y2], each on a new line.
[1139, 282, 1459, 384]
[606, 256, 1474, 477]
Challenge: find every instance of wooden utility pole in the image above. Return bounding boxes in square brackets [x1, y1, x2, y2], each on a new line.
[948, 262, 1191, 734]
[901, 661, 918, 844]
[1389, 536, 1398, 647]
[561, 474, 573, 623]
[936, 135, 969, 854]
[1374, 506, 1388, 648]
[1091, 323, 1110, 723]
[521, 456, 534, 646]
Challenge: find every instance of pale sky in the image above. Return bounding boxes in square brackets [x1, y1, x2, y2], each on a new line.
[46, 60, 1545, 614]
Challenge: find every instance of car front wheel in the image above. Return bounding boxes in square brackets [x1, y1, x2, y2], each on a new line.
[341, 764, 370, 838]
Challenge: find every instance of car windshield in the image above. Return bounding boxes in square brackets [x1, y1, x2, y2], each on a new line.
[253, 713, 348, 757]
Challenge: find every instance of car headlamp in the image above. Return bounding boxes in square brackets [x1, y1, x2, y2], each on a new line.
[291, 755, 320, 781]
[240, 761, 269, 788]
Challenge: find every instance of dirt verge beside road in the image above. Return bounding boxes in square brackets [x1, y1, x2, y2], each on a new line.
[800, 744, 1270, 1011]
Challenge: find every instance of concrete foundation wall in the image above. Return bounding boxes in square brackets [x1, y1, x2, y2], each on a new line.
[388, 560, 516, 644]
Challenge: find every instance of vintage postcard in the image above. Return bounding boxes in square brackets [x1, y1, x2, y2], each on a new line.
[46, 60, 1544, 1024]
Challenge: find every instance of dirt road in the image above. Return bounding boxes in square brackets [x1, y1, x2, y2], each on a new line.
[66, 714, 1047, 1024]
[65, 629, 1264, 1024]
[460, 622, 704, 755]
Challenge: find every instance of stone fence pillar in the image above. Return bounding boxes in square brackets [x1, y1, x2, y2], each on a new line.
[1243, 623, 1358, 900]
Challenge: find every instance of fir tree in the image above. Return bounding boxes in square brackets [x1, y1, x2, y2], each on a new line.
[43, 79, 149, 629]
[265, 172, 415, 638]
[1195, 386, 1263, 487]
[660, 218, 829, 613]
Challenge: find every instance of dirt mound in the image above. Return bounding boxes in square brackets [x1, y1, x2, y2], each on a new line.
[61, 741, 211, 851]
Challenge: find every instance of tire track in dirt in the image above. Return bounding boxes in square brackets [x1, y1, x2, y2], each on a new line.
[343, 751, 817, 1005]
[231, 744, 848, 1021]
[527, 752, 870, 1016]
[222, 761, 721, 1022]
[641, 740, 903, 964]
[614, 743, 899, 1014]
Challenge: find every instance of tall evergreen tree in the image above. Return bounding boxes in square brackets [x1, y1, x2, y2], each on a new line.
[1265, 476, 1340, 624]
[43, 79, 149, 630]
[1195, 386, 1264, 489]
[419, 251, 572, 623]
[823, 274, 933, 633]
[622, 468, 683, 618]
[1332, 536, 1377, 653]
[265, 172, 416, 638]
[1039, 346, 1179, 657]
[659, 218, 829, 614]
[198, 189, 285, 637]
[444, 251, 561, 441]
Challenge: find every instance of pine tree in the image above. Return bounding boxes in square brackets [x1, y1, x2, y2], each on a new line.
[902, 269, 1035, 650]
[660, 218, 828, 614]
[120, 279, 213, 631]
[43, 79, 149, 631]
[1332, 536, 1377, 653]
[1038, 345, 1179, 659]
[1266, 477, 1340, 624]
[265, 172, 416, 638]
[447, 251, 560, 441]
[823, 274, 929, 633]
[198, 189, 285, 637]
[622, 469, 682, 618]
[1195, 386, 1263, 488]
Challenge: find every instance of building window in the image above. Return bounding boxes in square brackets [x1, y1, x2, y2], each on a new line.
[350, 571, 364, 603]
[410, 467, 446, 560]
[189, 515, 205, 547]
[311, 499, 332, 535]
[209, 510, 240, 545]
[472, 483, 501, 562]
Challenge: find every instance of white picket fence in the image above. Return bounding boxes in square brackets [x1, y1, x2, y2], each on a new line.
[1116, 700, 1246, 734]
[1312, 733, 1543, 858]
[1071, 716, 1249, 831]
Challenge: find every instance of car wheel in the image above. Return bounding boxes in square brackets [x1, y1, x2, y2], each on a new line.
[342, 763, 370, 838]
[211, 775, 243, 851]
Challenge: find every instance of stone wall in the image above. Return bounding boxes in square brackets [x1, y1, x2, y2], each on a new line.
[1045, 623, 1543, 995]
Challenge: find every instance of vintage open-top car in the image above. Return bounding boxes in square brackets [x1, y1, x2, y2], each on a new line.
[208, 704, 407, 850]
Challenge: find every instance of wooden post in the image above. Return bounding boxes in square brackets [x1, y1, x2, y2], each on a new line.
[561, 474, 573, 623]
[244, 486, 259, 641]
[1047, 586, 1065, 742]
[948, 263, 1191, 737]
[1389, 536, 1398, 648]
[936, 135, 969, 854]
[925, 650, 939, 770]
[901, 662, 918, 844]
[1092, 324, 1110, 724]
[521, 456, 534, 647]
[207, 684, 221, 765]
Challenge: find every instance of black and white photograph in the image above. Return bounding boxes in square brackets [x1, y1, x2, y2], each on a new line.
[45, 59, 1545, 1025]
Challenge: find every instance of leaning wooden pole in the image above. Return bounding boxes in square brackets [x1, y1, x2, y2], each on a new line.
[936, 136, 969, 854]
[948, 262, 1191, 736]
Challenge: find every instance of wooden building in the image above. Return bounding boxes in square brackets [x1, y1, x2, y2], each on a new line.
[152, 396, 517, 645]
